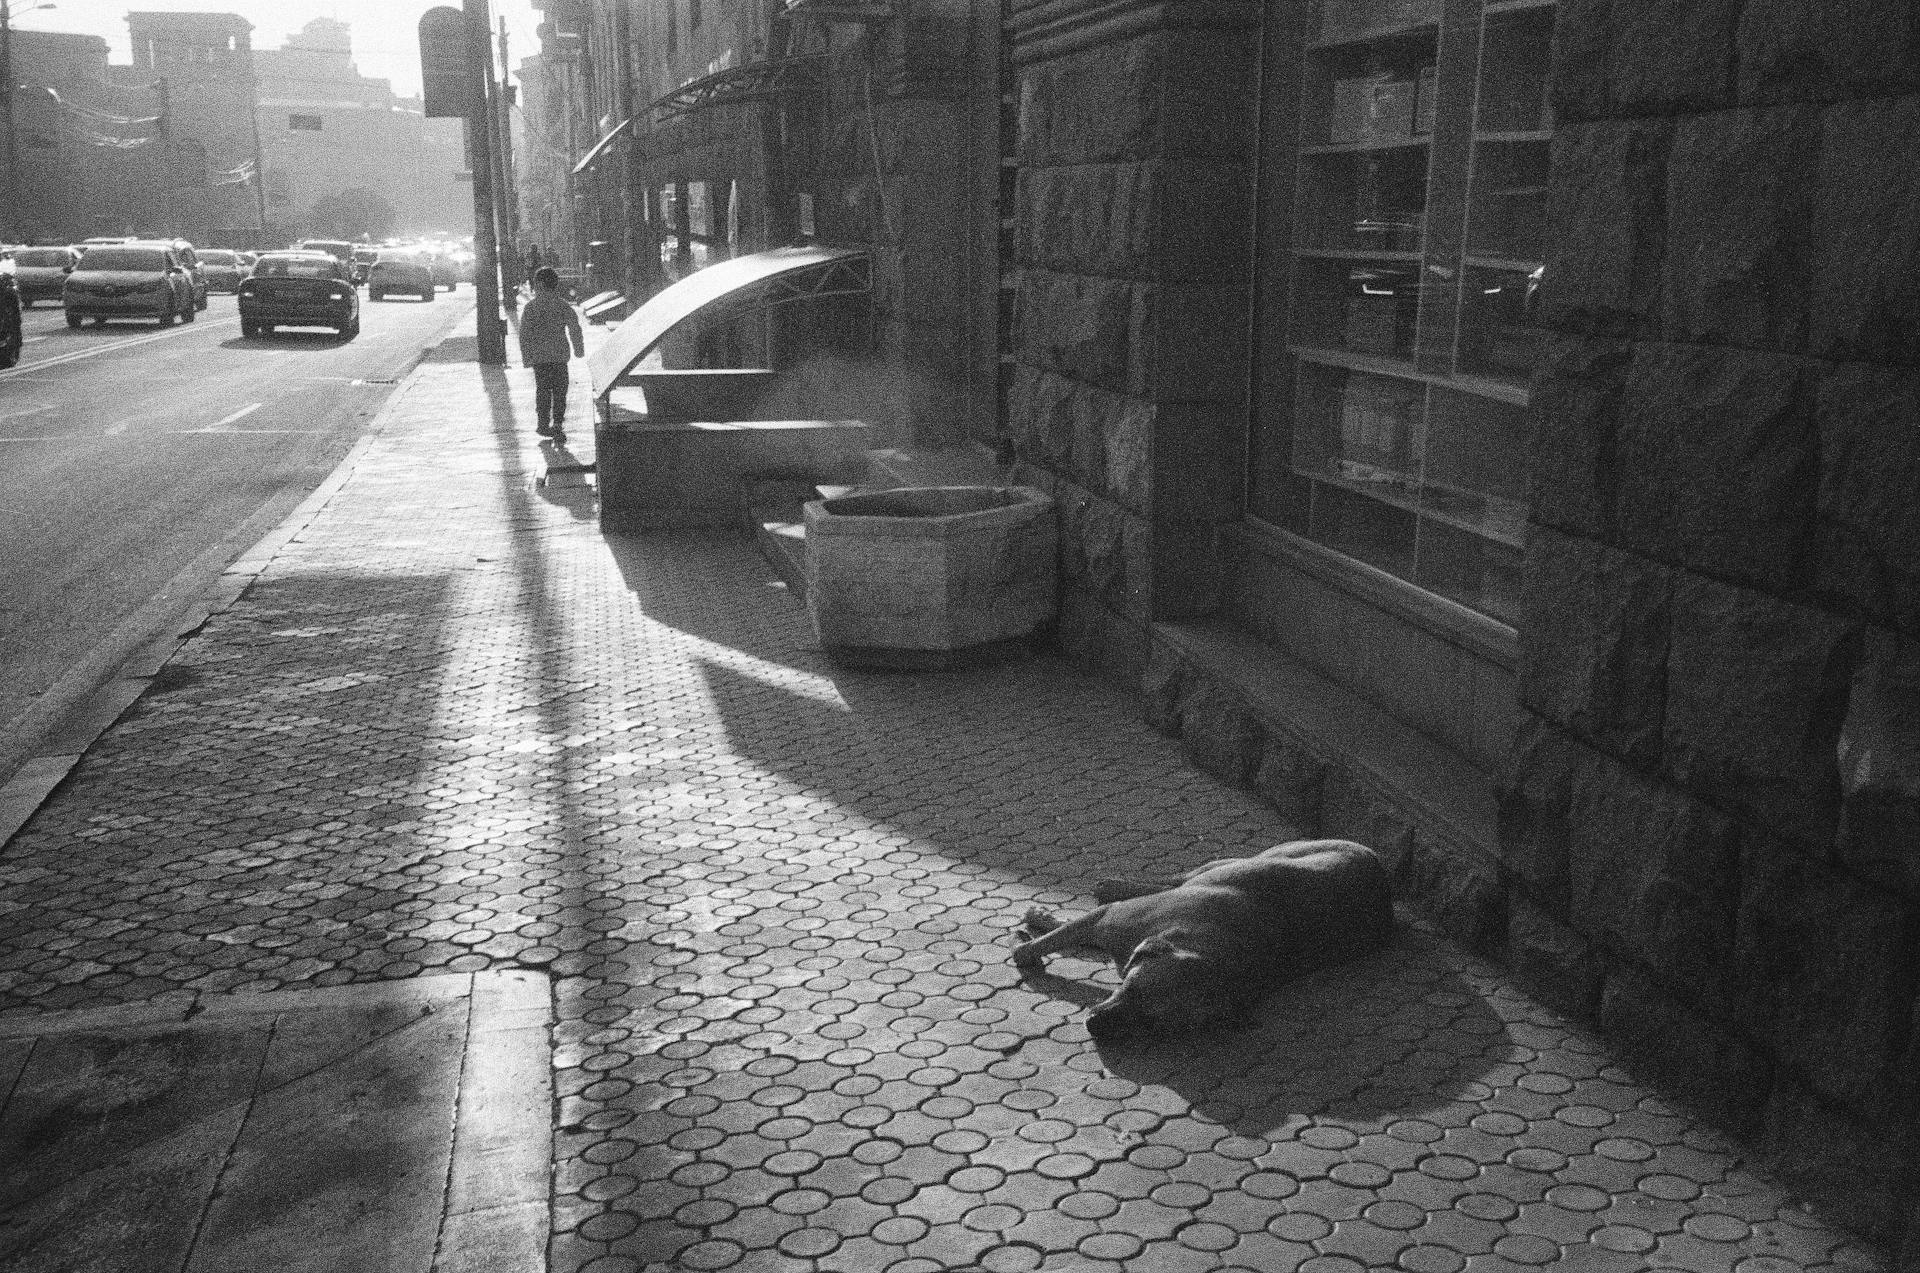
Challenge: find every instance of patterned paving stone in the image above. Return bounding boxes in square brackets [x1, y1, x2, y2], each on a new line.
[0, 356, 1893, 1272]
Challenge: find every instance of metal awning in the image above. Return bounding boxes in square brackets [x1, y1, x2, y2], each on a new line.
[570, 117, 631, 175]
[588, 246, 870, 405]
[649, 55, 824, 121]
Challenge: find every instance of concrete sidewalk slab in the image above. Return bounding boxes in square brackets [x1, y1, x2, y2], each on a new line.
[0, 971, 551, 1273]
[0, 345, 1892, 1273]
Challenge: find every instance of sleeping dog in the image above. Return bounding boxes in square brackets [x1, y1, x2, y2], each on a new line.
[1011, 839, 1394, 1040]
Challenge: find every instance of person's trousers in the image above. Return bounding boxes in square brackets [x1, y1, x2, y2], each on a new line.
[533, 362, 569, 429]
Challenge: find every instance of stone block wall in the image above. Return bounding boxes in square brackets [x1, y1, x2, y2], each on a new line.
[786, 14, 994, 449]
[1512, 0, 1920, 1251]
[1003, 0, 1261, 685]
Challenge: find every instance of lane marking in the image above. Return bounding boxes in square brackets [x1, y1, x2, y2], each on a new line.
[0, 317, 239, 380]
[171, 428, 323, 436]
[212, 402, 263, 428]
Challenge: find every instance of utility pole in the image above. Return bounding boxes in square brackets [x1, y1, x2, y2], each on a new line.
[463, 0, 506, 364]
[495, 16, 517, 261]
[244, 65, 269, 247]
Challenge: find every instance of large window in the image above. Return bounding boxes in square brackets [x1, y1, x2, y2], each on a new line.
[1252, 0, 1554, 627]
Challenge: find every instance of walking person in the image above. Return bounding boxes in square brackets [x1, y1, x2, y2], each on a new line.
[518, 265, 584, 442]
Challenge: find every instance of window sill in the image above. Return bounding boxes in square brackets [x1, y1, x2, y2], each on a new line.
[1231, 517, 1520, 671]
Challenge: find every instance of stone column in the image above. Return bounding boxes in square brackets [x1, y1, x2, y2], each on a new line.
[1004, 0, 1260, 682]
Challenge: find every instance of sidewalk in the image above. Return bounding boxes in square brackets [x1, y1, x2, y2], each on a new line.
[0, 336, 1890, 1273]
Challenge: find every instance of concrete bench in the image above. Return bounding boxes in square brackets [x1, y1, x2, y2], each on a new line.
[597, 417, 874, 532]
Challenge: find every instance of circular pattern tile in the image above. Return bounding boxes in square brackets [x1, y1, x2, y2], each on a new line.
[1037, 1153, 1098, 1180]
[1684, 1212, 1753, 1243]
[872, 1215, 931, 1245]
[1492, 1234, 1560, 1265]
[1397, 1245, 1466, 1273]
[1080, 1232, 1144, 1260]
[1152, 1181, 1213, 1210]
[1059, 1190, 1121, 1220]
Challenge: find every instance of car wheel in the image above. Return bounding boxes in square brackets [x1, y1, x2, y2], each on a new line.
[0, 311, 20, 369]
[370, 288, 383, 302]
[66, 311, 83, 329]
[424, 288, 436, 302]
[241, 320, 259, 338]
[182, 300, 196, 324]
[343, 318, 360, 339]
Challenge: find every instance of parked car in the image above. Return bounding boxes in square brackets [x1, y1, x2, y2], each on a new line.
[366, 251, 437, 302]
[198, 249, 246, 293]
[62, 241, 196, 327]
[163, 239, 209, 311]
[239, 251, 359, 339]
[0, 258, 21, 368]
[11, 246, 80, 306]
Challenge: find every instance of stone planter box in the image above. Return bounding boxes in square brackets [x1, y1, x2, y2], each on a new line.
[804, 486, 1057, 669]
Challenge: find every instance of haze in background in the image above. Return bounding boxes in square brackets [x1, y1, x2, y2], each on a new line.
[16, 0, 542, 98]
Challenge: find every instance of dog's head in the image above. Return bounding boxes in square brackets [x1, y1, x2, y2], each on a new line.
[1085, 930, 1251, 1041]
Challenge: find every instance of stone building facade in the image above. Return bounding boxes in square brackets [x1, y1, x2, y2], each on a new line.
[541, 0, 1920, 1253]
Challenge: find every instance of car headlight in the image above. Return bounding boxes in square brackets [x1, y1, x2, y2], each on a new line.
[329, 288, 350, 301]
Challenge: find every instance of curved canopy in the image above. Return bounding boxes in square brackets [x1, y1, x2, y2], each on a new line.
[571, 117, 631, 175]
[587, 246, 870, 404]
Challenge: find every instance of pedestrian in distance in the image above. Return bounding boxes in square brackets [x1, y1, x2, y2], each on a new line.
[518, 265, 584, 443]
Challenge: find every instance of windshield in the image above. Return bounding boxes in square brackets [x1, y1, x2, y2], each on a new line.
[18, 249, 69, 267]
[200, 251, 237, 265]
[76, 248, 167, 272]
[255, 256, 344, 280]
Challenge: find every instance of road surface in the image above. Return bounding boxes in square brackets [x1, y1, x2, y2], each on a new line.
[0, 287, 473, 770]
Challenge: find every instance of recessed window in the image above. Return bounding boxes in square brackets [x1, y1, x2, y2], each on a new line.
[289, 114, 323, 131]
[1253, 0, 1555, 627]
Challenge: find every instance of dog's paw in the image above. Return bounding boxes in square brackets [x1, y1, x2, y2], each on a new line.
[1010, 942, 1043, 970]
[1019, 907, 1059, 936]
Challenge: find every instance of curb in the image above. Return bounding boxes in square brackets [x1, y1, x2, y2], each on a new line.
[0, 328, 454, 852]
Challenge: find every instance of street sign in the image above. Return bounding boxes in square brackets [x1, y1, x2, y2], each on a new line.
[419, 7, 472, 119]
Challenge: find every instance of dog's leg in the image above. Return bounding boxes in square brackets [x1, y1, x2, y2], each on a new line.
[1091, 877, 1177, 904]
[1012, 906, 1109, 969]
[1018, 907, 1061, 937]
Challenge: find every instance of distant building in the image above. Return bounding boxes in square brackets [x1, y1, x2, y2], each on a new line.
[114, 11, 263, 246]
[252, 18, 470, 244]
[2, 28, 177, 243]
